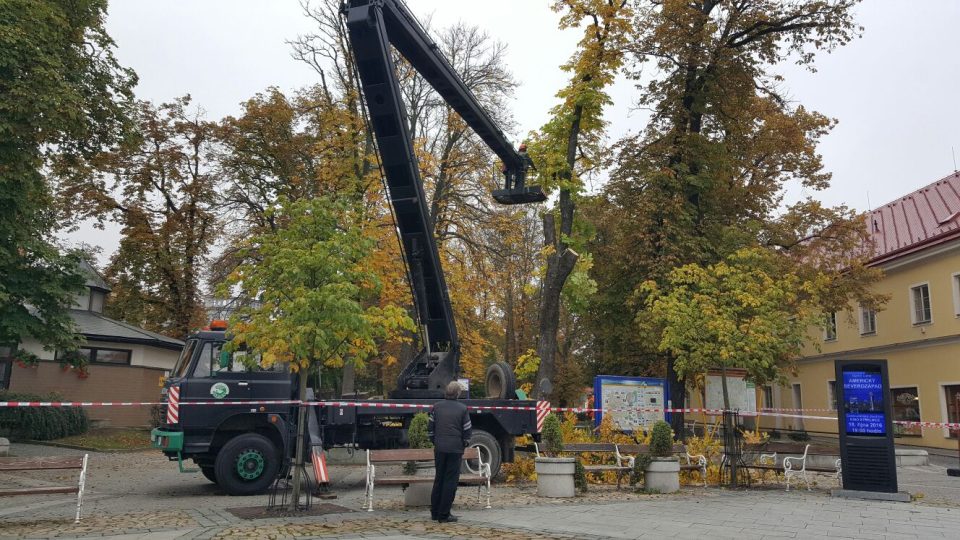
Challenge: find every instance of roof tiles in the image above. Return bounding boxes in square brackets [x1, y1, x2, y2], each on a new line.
[868, 171, 960, 262]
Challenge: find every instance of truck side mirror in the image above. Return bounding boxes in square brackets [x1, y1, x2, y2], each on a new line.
[219, 350, 231, 370]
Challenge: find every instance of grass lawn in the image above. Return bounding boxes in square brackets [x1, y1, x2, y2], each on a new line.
[54, 427, 152, 451]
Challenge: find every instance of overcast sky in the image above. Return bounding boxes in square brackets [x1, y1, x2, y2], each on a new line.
[67, 0, 960, 264]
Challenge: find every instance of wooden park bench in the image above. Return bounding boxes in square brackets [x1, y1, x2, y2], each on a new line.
[534, 442, 708, 488]
[0, 454, 89, 523]
[364, 447, 491, 512]
[736, 442, 841, 491]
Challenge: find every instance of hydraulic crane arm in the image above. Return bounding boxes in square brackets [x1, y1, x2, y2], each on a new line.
[343, 0, 544, 398]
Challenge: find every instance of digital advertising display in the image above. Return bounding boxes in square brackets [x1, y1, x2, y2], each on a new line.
[842, 370, 885, 436]
[835, 359, 899, 494]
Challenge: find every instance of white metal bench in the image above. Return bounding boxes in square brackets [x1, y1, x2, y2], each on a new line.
[742, 443, 841, 491]
[364, 447, 491, 512]
[0, 454, 89, 523]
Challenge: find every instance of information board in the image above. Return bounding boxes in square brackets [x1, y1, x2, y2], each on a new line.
[704, 372, 757, 413]
[594, 376, 666, 432]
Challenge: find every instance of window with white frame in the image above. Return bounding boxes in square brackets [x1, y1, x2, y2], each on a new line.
[824, 312, 838, 341]
[910, 283, 932, 324]
[859, 305, 877, 335]
[952, 273, 960, 317]
[827, 380, 837, 411]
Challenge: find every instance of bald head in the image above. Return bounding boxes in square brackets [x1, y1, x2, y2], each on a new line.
[445, 381, 462, 399]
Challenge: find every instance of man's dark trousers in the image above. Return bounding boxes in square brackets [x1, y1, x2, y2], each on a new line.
[431, 450, 462, 520]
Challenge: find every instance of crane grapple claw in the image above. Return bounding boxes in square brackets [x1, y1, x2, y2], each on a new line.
[492, 186, 548, 205]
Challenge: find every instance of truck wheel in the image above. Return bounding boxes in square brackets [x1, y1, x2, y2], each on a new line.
[464, 429, 501, 478]
[485, 362, 517, 400]
[215, 433, 280, 496]
[200, 466, 218, 484]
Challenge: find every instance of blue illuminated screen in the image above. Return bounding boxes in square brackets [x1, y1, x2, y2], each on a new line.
[842, 370, 885, 435]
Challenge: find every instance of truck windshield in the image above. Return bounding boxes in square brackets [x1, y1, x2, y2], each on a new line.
[170, 339, 198, 378]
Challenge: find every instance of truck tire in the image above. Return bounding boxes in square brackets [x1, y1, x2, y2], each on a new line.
[215, 433, 280, 496]
[464, 429, 501, 479]
[200, 466, 218, 484]
[485, 361, 517, 400]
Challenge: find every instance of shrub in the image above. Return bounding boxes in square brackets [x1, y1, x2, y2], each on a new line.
[149, 404, 165, 429]
[404, 412, 432, 474]
[407, 412, 432, 449]
[649, 421, 673, 457]
[0, 391, 89, 440]
[787, 430, 810, 442]
[574, 458, 588, 492]
[541, 413, 563, 455]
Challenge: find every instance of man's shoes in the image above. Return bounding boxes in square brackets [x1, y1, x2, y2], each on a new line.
[438, 515, 458, 523]
[430, 514, 438, 521]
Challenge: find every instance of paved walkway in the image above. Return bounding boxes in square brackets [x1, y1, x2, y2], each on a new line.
[3, 443, 960, 539]
[3, 490, 959, 539]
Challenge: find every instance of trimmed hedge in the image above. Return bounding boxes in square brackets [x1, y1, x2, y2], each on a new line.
[0, 391, 89, 440]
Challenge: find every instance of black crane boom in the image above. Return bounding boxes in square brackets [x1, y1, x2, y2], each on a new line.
[343, 0, 544, 398]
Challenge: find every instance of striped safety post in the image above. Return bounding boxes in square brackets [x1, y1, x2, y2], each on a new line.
[311, 447, 330, 485]
[166, 386, 180, 425]
[536, 401, 551, 432]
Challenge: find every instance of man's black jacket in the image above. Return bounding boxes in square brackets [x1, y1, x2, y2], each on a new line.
[428, 398, 472, 453]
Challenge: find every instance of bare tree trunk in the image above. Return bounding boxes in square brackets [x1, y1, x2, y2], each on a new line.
[341, 362, 356, 397]
[534, 104, 583, 400]
[720, 365, 730, 413]
[504, 280, 515, 363]
[290, 369, 309, 510]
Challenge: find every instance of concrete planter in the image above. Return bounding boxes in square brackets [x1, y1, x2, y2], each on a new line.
[645, 457, 680, 493]
[403, 462, 434, 507]
[535, 457, 576, 498]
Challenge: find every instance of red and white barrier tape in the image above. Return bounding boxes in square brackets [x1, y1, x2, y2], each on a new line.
[2, 399, 958, 429]
[761, 407, 836, 413]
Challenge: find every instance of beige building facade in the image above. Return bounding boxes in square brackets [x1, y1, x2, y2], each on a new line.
[764, 173, 960, 450]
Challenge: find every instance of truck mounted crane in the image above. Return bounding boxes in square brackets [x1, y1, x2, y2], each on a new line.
[150, 0, 546, 496]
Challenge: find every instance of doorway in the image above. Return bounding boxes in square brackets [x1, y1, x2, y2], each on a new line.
[792, 383, 804, 432]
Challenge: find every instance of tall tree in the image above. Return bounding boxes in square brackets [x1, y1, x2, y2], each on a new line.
[223, 196, 413, 508]
[528, 0, 632, 399]
[587, 0, 874, 428]
[0, 0, 135, 349]
[58, 97, 218, 338]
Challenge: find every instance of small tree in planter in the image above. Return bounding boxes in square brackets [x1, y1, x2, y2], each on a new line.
[403, 412, 434, 506]
[644, 420, 680, 493]
[535, 413, 576, 497]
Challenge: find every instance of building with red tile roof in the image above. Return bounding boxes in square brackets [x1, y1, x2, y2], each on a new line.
[762, 171, 960, 451]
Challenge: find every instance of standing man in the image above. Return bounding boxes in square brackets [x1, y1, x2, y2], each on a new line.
[516, 142, 537, 189]
[428, 381, 472, 523]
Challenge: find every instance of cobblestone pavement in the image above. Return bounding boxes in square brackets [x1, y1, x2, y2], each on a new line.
[2, 443, 960, 539]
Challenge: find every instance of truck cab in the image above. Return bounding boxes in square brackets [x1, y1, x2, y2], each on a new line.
[153, 324, 299, 495]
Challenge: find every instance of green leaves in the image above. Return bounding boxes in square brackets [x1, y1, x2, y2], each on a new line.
[644, 247, 826, 393]
[223, 197, 414, 376]
[0, 0, 134, 350]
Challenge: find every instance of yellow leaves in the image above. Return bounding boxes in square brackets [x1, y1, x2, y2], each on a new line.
[646, 246, 826, 387]
[514, 349, 541, 383]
